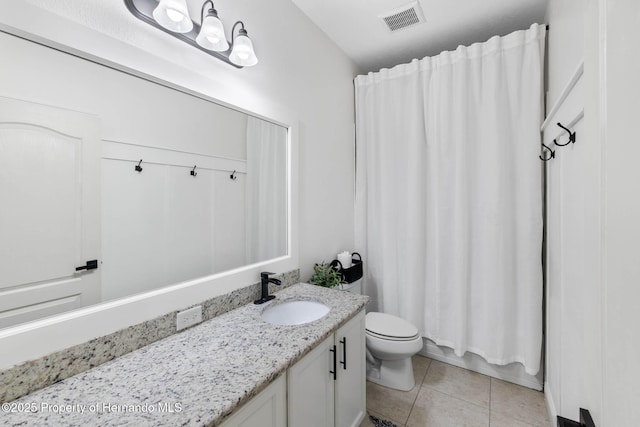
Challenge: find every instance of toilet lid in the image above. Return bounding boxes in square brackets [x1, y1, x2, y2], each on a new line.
[365, 312, 419, 339]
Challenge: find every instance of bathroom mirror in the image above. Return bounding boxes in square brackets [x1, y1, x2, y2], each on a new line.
[0, 30, 288, 330]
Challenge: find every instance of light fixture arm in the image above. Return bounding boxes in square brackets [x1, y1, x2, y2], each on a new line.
[201, 0, 216, 22]
[228, 20, 258, 66]
[231, 21, 247, 41]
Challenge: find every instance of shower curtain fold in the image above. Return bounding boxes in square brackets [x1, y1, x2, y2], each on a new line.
[354, 23, 545, 375]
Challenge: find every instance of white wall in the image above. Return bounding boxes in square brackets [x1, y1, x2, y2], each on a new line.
[600, 0, 640, 424]
[544, 1, 600, 424]
[545, 0, 640, 425]
[545, 0, 585, 105]
[0, 0, 357, 368]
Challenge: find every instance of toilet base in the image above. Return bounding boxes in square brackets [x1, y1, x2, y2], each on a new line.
[366, 357, 415, 391]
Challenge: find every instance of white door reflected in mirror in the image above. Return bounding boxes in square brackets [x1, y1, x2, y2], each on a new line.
[0, 96, 101, 329]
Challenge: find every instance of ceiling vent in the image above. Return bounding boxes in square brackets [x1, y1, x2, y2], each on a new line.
[380, 1, 426, 32]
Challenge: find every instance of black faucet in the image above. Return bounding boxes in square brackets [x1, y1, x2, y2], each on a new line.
[254, 272, 282, 304]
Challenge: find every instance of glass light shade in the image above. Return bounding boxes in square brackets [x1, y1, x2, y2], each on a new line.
[229, 34, 258, 67]
[196, 14, 229, 51]
[152, 0, 193, 33]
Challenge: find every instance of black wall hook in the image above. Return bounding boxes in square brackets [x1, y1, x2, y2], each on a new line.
[554, 122, 576, 147]
[230, 170, 237, 180]
[540, 143, 555, 161]
[135, 159, 143, 172]
[190, 165, 197, 177]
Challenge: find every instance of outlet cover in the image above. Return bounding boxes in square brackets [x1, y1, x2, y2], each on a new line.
[176, 305, 203, 331]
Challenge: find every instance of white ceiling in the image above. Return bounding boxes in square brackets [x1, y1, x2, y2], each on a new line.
[291, 0, 548, 73]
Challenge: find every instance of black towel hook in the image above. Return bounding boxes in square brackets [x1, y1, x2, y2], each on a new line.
[539, 142, 555, 161]
[190, 165, 197, 177]
[230, 170, 237, 180]
[554, 122, 576, 147]
[135, 159, 143, 172]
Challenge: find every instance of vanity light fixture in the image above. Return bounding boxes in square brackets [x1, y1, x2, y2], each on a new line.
[152, 0, 193, 33]
[195, 2, 229, 51]
[124, 0, 258, 68]
[229, 22, 258, 67]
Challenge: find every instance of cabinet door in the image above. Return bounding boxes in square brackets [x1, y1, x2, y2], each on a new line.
[221, 374, 286, 427]
[335, 310, 366, 427]
[288, 335, 335, 427]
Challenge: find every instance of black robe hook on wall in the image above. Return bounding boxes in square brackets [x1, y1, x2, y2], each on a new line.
[190, 165, 197, 177]
[540, 143, 555, 161]
[230, 170, 238, 180]
[554, 122, 576, 147]
[135, 159, 143, 172]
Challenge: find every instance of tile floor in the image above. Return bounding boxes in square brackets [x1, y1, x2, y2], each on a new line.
[359, 355, 550, 427]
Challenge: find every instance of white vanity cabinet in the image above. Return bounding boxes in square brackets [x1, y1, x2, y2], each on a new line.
[334, 309, 367, 427]
[288, 309, 366, 427]
[221, 375, 287, 427]
[221, 309, 366, 427]
[287, 334, 335, 426]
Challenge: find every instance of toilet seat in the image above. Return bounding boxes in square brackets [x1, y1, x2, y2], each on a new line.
[366, 329, 420, 342]
[365, 312, 419, 341]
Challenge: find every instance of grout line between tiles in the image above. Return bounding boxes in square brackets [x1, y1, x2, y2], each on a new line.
[419, 361, 492, 411]
[365, 384, 411, 427]
[489, 376, 493, 426]
[405, 391, 417, 426]
[404, 357, 431, 426]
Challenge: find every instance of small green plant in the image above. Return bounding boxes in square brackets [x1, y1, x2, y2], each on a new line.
[310, 262, 344, 288]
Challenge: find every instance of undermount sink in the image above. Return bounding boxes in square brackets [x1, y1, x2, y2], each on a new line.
[261, 300, 330, 326]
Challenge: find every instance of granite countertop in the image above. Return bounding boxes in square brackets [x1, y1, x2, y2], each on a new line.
[2, 283, 368, 426]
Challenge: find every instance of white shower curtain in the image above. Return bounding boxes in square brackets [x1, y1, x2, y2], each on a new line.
[355, 24, 545, 375]
[245, 117, 287, 264]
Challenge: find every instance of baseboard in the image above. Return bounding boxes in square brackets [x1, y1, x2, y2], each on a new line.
[545, 381, 558, 427]
[419, 339, 543, 391]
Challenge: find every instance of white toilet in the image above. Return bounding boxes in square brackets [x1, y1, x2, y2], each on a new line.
[341, 279, 423, 391]
[364, 312, 423, 391]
